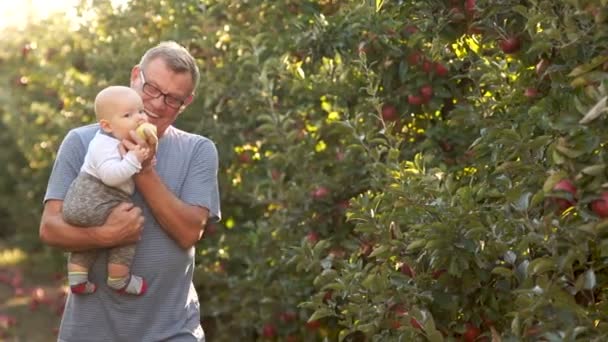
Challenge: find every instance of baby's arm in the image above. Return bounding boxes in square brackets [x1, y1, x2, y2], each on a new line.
[96, 152, 142, 187]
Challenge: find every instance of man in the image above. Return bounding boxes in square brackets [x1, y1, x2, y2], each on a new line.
[40, 41, 221, 342]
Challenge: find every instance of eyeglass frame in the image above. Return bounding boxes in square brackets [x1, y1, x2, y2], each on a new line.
[139, 69, 191, 109]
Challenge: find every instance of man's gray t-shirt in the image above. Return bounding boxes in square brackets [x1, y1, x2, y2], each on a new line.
[44, 124, 221, 342]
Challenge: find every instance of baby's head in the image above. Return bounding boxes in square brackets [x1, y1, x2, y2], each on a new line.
[95, 86, 148, 140]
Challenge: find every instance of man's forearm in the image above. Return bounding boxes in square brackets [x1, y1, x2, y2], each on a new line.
[134, 169, 207, 249]
[40, 202, 112, 252]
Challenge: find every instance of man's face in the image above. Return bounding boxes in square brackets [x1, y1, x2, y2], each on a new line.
[130, 57, 194, 137]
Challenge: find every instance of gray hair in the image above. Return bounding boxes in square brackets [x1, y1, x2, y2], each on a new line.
[139, 41, 200, 92]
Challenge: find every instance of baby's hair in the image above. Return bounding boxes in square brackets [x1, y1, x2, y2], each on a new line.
[94, 86, 139, 121]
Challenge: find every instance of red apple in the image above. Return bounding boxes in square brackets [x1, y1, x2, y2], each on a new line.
[335, 150, 345, 161]
[381, 104, 398, 121]
[306, 320, 321, 330]
[407, 52, 421, 66]
[237, 151, 252, 164]
[360, 242, 373, 256]
[591, 192, 608, 217]
[270, 169, 282, 181]
[262, 324, 276, 338]
[536, 58, 550, 78]
[553, 179, 577, 210]
[279, 310, 297, 323]
[336, 200, 350, 211]
[329, 247, 346, 259]
[306, 231, 319, 245]
[464, 0, 476, 16]
[432, 269, 447, 279]
[420, 85, 433, 101]
[410, 317, 423, 330]
[408, 94, 424, 105]
[524, 87, 539, 98]
[499, 37, 521, 54]
[434, 63, 449, 77]
[422, 60, 433, 73]
[399, 263, 416, 278]
[403, 25, 418, 35]
[311, 186, 330, 199]
[462, 323, 481, 342]
[322, 290, 333, 303]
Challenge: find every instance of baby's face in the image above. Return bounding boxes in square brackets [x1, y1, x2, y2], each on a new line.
[105, 96, 148, 141]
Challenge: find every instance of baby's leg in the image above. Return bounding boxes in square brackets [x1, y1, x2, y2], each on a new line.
[68, 251, 98, 294]
[107, 244, 147, 296]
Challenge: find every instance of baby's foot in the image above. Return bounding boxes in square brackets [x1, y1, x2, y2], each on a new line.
[68, 271, 96, 294]
[70, 281, 97, 294]
[108, 274, 147, 296]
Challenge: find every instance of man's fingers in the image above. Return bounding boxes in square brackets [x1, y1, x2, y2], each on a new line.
[116, 202, 135, 211]
[122, 139, 137, 150]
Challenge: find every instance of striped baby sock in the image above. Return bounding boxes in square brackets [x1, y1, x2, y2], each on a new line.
[108, 274, 147, 296]
[68, 272, 97, 294]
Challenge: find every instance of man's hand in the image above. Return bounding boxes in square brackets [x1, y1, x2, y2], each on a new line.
[122, 131, 157, 172]
[40, 200, 145, 251]
[102, 202, 144, 246]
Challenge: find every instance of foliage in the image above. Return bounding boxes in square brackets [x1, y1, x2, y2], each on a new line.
[2, 0, 608, 341]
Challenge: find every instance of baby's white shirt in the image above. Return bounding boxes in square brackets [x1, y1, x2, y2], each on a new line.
[80, 131, 141, 195]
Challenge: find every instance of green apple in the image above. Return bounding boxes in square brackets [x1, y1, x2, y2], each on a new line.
[136, 123, 158, 145]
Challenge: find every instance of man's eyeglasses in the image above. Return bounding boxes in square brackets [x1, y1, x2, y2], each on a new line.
[139, 69, 187, 109]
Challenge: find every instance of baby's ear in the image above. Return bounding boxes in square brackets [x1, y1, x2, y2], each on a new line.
[99, 119, 112, 133]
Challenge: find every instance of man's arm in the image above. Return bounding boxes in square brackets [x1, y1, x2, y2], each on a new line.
[133, 169, 209, 250]
[39, 200, 144, 252]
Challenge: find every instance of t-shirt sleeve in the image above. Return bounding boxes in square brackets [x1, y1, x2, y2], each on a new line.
[180, 139, 221, 222]
[43, 129, 87, 203]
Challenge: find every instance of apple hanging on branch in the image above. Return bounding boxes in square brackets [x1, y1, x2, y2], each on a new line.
[590, 192, 608, 217]
[499, 36, 521, 54]
[552, 179, 577, 211]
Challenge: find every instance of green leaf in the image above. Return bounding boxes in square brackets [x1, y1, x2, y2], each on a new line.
[568, 55, 608, 77]
[542, 172, 568, 193]
[528, 257, 555, 275]
[579, 96, 608, 124]
[581, 164, 606, 176]
[491, 266, 513, 278]
[308, 307, 334, 322]
[601, 240, 608, 257]
[427, 329, 444, 342]
[555, 145, 585, 158]
[368, 245, 389, 258]
[407, 239, 427, 251]
[583, 269, 596, 290]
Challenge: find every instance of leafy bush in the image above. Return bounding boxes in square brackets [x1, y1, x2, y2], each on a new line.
[1, 0, 608, 341]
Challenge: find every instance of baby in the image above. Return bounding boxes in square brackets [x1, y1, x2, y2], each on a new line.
[62, 85, 156, 296]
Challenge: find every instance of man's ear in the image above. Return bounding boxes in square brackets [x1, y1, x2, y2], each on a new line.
[129, 65, 140, 88]
[184, 94, 194, 106]
[99, 119, 112, 133]
[178, 94, 194, 115]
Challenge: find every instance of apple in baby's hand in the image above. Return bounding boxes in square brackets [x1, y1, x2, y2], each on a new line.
[136, 123, 158, 146]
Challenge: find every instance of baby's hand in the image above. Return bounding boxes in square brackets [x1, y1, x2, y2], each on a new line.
[131, 144, 151, 163]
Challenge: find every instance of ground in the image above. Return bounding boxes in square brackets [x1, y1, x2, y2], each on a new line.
[0, 245, 65, 342]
